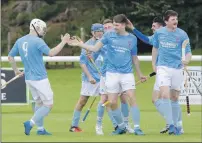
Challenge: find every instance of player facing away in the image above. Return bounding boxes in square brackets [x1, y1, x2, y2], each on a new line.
[69, 23, 104, 132]
[8, 18, 70, 135]
[127, 17, 185, 134]
[95, 19, 134, 135]
[152, 10, 192, 135]
[68, 14, 147, 135]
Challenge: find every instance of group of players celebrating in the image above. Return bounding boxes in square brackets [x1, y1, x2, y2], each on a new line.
[8, 9, 191, 136]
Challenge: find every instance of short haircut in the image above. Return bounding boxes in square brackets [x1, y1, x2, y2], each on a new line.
[163, 10, 178, 21]
[103, 19, 112, 24]
[153, 17, 165, 26]
[113, 14, 128, 24]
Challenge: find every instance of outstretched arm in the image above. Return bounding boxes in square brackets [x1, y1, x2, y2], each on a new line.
[68, 39, 103, 52]
[48, 34, 70, 56]
[126, 19, 151, 45]
[132, 29, 150, 45]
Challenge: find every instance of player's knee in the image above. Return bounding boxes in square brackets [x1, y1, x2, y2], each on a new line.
[152, 92, 159, 104]
[109, 103, 118, 110]
[170, 95, 179, 101]
[126, 94, 137, 106]
[108, 100, 118, 110]
[42, 99, 53, 108]
[160, 90, 170, 99]
[170, 89, 180, 101]
[78, 97, 88, 108]
[120, 93, 127, 104]
[161, 95, 169, 99]
[100, 95, 108, 104]
[35, 98, 43, 106]
[110, 100, 118, 105]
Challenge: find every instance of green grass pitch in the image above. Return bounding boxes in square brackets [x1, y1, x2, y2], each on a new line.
[1, 61, 201, 142]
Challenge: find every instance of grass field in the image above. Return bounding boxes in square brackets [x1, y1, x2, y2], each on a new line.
[1, 61, 202, 142]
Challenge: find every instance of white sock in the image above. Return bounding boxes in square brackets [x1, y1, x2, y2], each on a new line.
[30, 119, 35, 126]
[37, 126, 44, 131]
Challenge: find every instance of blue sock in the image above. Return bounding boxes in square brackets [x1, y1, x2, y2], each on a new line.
[71, 109, 81, 127]
[34, 105, 41, 112]
[177, 106, 183, 127]
[160, 99, 173, 125]
[111, 108, 125, 130]
[31, 106, 51, 126]
[107, 109, 117, 128]
[121, 103, 129, 124]
[34, 105, 44, 129]
[130, 106, 140, 129]
[154, 99, 165, 118]
[171, 100, 180, 126]
[96, 102, 105, 126]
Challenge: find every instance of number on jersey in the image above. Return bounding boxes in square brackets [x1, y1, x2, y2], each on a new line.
[22, 42, 28, 57]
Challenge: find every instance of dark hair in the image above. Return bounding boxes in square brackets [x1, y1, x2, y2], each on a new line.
[103, 19, 112, 24]
[153, 17, 165, 26]
[113, 14, 128, 24]
[163, 10, 178, 21]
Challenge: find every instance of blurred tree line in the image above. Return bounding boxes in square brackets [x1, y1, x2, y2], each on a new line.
[1, 0, 202, 55]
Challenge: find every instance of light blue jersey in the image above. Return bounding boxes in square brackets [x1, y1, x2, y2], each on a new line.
[99, 29, 114, 77]
[99, 45, 108, 76]
[101, 31, 137, 73]
[8, 34, 50, 80]
[153, 27, 191, 69]
[148, 35, 154, 45]
[80, 38, 101, 82]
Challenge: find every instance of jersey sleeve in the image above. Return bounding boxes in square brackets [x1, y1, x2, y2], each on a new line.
[148, 35, 154, 46]
[100, 32, 109, 45]
[182, 32, 191, 54]
[131, 37, 137, 56]
[152, 32, 159, 49]
[80, 49, 88, 65]
[92, 50, 101, 61]
[37, 39, 51, 56]
[132, 28, 151, 45]
[8, 41, 19, 57]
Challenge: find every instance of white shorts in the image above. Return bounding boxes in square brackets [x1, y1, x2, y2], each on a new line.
[153, 76, 159, 91]
[26, 78, 54, 105]
[105, 72, 136, 94]
[100, 76, 124, 96]
[80, 81, 100, 96]
[156, 66, 183, 91]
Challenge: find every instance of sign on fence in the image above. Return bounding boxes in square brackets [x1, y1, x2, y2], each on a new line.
[179, 66, 202, 105]
[1, 68, 29, 105]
